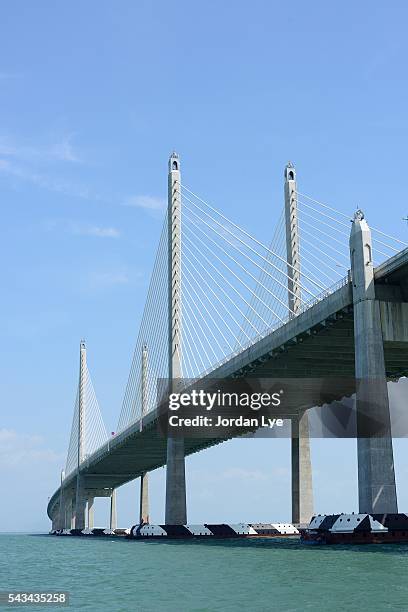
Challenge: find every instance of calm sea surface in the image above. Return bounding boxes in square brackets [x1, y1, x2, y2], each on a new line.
[0, 533, 407, 611]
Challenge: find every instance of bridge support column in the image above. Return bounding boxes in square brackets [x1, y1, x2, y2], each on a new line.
[140, 474, 149, 524]
[57, 470, 65, 530]
[166, 437, 186, 524]
[165, 152, 187, 525]
[65, 498, 74, 529]
[87, 496, 94, 530]
[110, 489, 117, 530]
[291, 410, 314, 525]
[284, 163, 314, 525]
[73, 485, 87, 530]
[350, 210, 398, 513]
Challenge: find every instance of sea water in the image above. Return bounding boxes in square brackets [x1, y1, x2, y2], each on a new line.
[0, 533, 407, 611]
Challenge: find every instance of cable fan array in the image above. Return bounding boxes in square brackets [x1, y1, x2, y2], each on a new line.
[240, 190, 408, 342]
[65, 363, 108, 478]
[295, 190, 407, 269]
[178, 184, 331, 380]
[236, 208, 286, 347]
[117, 215, 169, 432]
[116, 183, 408, 433]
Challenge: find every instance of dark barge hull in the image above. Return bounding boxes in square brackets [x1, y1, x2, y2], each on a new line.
[302, 531, 408, 545]
[50, 523, 300, 539]
[302, 513, 408, 545]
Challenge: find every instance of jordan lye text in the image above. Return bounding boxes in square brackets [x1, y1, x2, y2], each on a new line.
[168, 414, 285, 429]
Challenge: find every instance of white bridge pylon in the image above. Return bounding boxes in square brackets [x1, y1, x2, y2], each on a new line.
[65, 341, 108, 479]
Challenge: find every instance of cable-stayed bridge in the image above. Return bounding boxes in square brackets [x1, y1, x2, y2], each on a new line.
[47, 154, 408, 530]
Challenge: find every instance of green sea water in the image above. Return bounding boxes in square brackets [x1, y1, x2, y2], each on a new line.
[0, 533, 407, 611]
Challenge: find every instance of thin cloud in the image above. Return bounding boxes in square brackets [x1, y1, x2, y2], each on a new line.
[90, 271, 130, 288]
[0, 133, 86, 198]
[49, 135, 82, 163]
[124, 195, 166, 211]
[86, 268, 145, 291]
[0, 157, 97, 201]
[0, 429, 63, 468]
[221, 467, 269, 481]
[0, 72, 22, 80]
[190, 465, 290, 485]
[0, 133, 82, 164]
[73, 225, 121, 238]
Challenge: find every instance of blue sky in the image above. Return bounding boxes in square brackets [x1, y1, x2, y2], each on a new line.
[1, 1, 408, 530]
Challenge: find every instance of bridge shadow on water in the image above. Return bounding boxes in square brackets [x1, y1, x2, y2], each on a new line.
[32, 534, 408, 556]
[124, 536, 408, 556]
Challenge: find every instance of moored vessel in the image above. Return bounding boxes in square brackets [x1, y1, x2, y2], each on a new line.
[129, 523, 300, 539]
[301, 513, 408, 544]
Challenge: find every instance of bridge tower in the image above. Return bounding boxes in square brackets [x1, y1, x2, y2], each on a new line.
[350, 210, 398, 512]
[73, 340, 87, 529]
[165, 152, 187, 524]
[139, 344, 149, 524]
[110, 489, 117, 530]
[284, 163, 314, 525]
[284, 163, 302, 314]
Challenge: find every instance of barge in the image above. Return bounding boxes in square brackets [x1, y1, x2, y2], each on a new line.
[50, 523, 300, 539]
[301, 513, 408, 544]
[129, 523, 299, 539]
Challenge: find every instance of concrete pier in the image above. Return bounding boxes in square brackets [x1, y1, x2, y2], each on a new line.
[110, 490, 117, 530]
[165, 437, 186, 524]
[65, 498, 74, 529]
[87, 496, 94, 530]
[350, 210, 398, 513]
[140, 474, 149, 524]
[73, 488, 87, 531]
[57, 470, 65, 530]
[291, 410, 314, 525]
